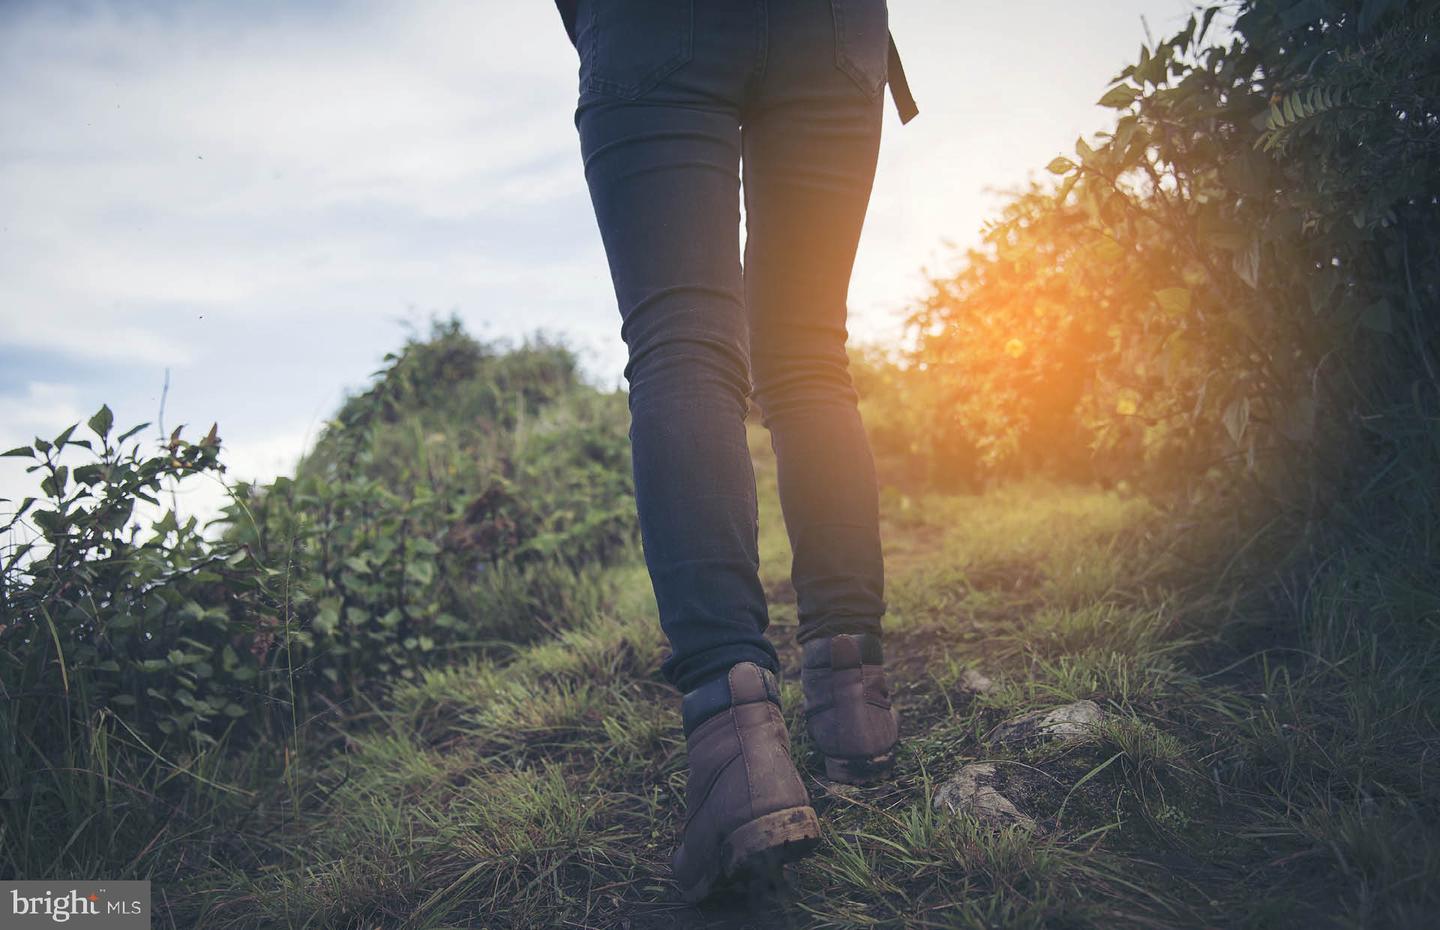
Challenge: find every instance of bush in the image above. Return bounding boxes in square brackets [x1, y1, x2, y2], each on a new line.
[0, 323, 639, 877]
[0, 413, 277, 750]
[899, 0, 1440, 517]
[223, 320, 638, 698]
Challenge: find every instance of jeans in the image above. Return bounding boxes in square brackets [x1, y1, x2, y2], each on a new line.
[572, 0, 889, 694]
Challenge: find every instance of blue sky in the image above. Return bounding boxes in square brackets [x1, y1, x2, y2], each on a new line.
[0, 0, 1202, 523]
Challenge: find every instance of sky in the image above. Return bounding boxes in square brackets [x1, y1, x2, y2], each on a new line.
[0, 0, 1202, 526]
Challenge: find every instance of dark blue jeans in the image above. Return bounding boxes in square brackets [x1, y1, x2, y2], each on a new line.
[572, 0, 889, 693]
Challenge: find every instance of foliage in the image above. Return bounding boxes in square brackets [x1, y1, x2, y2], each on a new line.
[0, 414, 275, 749]
[0, 322, 638, 878]
[224, 319, 637, 699]
[904, 0, 1440, 514]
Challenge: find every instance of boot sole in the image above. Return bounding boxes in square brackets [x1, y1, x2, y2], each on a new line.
[680, 805, 821, 903]
[822, 751, 896, 786]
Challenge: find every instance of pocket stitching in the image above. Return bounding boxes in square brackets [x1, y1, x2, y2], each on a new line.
[830, 0, 887, 98]
[582, 1, 694, 99]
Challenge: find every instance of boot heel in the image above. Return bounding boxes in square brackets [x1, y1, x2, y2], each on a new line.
[823, 752, 896, 786]
[680, 806, 821, 903]
[719, 806, 819, 892]
[722, 805, 820, 868]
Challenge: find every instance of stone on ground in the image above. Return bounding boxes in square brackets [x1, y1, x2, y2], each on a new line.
[958, 668, 995, 695]
[932, 763, 1037, 830]
[989, 699, 1104, 747]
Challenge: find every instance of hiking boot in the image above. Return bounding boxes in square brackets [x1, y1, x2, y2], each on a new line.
[671, 662, 821, 903]
[800, 632, 900, 784]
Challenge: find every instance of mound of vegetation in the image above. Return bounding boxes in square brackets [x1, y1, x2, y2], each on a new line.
[0, 321, 637, 879]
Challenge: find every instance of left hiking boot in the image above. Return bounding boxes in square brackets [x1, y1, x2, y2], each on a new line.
[800, 632, 900, 785]
[670, 662, 821, 902]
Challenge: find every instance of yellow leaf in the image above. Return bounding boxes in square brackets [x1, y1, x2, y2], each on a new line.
[1154, 287, 1192, 316]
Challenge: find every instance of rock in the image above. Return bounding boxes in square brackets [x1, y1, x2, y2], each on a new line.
[932, 763, 1037, 830]
[988, 699, 1104, 747]
[958, 667, 995, 695]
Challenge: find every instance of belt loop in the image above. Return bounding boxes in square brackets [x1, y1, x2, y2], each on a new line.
[886, 30, 918, 124]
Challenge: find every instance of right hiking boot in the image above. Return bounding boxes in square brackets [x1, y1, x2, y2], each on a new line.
[801, 632, 901, 785]
[671, 662, 821, 903]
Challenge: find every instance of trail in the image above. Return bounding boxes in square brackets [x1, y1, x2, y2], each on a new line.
[192, 435, 1418, 929]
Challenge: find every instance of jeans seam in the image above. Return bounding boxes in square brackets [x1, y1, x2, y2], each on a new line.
[750, 0, 768, 103]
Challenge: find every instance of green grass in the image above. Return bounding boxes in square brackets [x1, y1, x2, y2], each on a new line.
[115, 426, 1440, 927]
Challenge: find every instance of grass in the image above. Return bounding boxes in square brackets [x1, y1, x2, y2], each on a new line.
[69, 426, 1440, 927]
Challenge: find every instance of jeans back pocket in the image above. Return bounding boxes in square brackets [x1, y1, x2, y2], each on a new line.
[830, 0, 888, 98]
[578, 0, 694, 99]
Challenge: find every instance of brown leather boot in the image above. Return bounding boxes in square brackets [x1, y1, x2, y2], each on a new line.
[800, 632, 900, 784]
[671, 662, 821, 902]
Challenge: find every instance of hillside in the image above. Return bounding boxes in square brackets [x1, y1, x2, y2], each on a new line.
[180, 425, 1439, 928]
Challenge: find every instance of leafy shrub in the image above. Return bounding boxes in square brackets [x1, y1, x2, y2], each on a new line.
[0, 413, 278, 750]
[1, 324, 639, 877]
[222, 320, 638, 698]
[900, 0, 1440, 516]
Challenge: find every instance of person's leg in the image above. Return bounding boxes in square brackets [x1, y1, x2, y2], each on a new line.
[741, 0, 888, 646]
[573, 0, 779, 694]
[573, 8, 824, 897]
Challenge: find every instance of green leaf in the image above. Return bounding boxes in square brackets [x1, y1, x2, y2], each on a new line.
[1, 446, 34, 458]
[405, 560, 435, 586]
[1098, 85, 1139, 108]
[72, 464, 104, 485]
[88, 404, 114, 439]
[116, 422, 151, 444]
[1047, 156, 1077, 175]
[314, 605, 340, 635]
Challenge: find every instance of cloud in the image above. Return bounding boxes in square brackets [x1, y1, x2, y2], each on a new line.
[1, 382, 85, 440]
[0, 0, 1197, 527]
